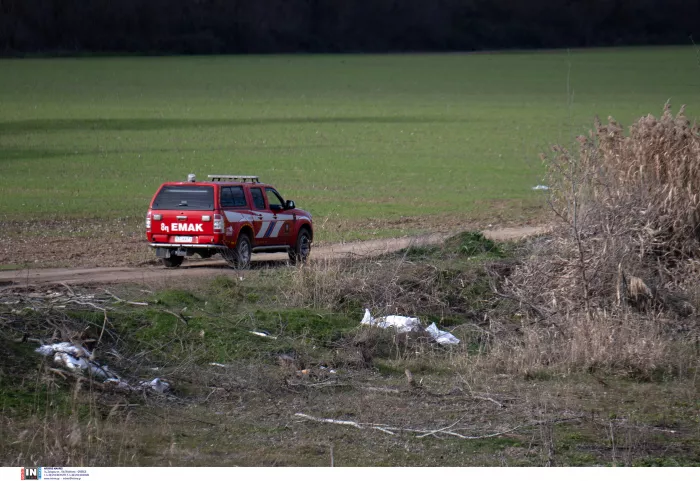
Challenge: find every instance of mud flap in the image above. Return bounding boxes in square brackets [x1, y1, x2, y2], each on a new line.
[156, 247, 188, 258]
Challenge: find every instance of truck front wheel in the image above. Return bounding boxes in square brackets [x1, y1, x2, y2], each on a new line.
[289, 228, 311, 265]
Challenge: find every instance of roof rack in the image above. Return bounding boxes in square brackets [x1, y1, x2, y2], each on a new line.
[207, 175, 260, 183]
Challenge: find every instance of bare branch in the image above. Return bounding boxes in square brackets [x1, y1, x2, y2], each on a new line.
[161, 309, 188, 325]
[295, 412, 583, 441]
[103, 289, 149, 306]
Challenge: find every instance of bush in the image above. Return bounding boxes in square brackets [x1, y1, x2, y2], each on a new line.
[452, 231, 504, 258]
[515, 103, 700, 312]
[491, 104, 700, 378]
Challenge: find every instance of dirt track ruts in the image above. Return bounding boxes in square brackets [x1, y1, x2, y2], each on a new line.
[0, 226, 547, 287]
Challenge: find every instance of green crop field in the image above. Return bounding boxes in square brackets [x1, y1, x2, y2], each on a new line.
[1, 47, 699, 240]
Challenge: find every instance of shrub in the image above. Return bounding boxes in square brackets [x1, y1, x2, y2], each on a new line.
[515, 103, 700, 312]
[491, 104, 700, 378]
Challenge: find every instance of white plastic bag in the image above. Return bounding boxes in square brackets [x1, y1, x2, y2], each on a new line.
[38, 342, 115, 379]
[361, 309, 460, 344]
[36, 342, 91, 359]
[426, 322, 460, 345]
[361, 309, 422, 333]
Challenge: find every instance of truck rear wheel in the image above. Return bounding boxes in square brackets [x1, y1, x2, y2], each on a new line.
[224, 233, 252, 269]
[162, 255, 184, 268]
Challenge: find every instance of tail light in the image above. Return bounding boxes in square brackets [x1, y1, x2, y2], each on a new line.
[213, 214, 224, 233]
[146, 211, 152, 232]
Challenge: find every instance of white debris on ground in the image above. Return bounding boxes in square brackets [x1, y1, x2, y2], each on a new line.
[361, 309, 460, 345]
[532, 185, 550, 190]
[361, 309, 422, 333]
[35, 342, 171, 394]
[426, 322, 460, 345]
[139, 378, 170, 394]
[249, 330, 277, 339]
[36, 342, 116, 379]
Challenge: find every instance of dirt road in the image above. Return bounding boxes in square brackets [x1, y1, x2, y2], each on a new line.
[0, 226, 547, 287]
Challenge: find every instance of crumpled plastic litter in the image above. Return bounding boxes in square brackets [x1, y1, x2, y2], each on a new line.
[37, 342, 116, 379]
[361, 309, 422, 333]
[426, 322, 460, 345]
[36, 342, 171, 393]
[361, 309, 460, 345]
[36, 342, 90, 359]
[249, 330, 277, 339]
[139, 378, 170, 393]
[532, 185, 550, 190]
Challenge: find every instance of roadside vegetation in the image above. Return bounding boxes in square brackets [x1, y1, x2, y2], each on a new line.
[2, 216, 698, 465]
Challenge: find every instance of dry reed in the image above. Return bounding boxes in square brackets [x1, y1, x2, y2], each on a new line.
[493, 104, 700, 376]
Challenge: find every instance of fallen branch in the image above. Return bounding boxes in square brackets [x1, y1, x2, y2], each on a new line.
[59, 282, 76, 297]
[103, 289, 149, 306]
[295, 413, 364, 430]
[95, 310, 109, 353]
[162, 309, 188, 325]
[415, 417, 465, 439]
[286, 379, 349, 389]
[295, 413, 583, 441]
[472, 394, 505, 409]
[359, 386, 402, 394]
[65, 299, 108, 312]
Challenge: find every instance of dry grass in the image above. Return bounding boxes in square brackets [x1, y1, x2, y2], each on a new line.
[279, 215, 700, 379]
[283, 252, 490, 318]
[481, 309, 696, 379]
[2, 263, 699, 466]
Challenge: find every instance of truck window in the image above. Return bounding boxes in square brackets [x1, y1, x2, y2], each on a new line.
[152, 186, 214, 210]
[265, 188, 285, 210]
[250, 187, 266, 210]
[220, 186, 248, 208]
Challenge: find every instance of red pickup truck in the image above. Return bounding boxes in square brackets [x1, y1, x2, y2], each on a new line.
[146, 174, 313, 268]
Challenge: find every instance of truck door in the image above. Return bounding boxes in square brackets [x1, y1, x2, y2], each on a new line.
[264, 187, 293, 245]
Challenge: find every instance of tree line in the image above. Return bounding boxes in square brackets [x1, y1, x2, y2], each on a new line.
[1, 0, 698, 55]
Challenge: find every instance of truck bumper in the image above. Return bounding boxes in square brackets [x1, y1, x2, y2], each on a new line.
[150, 243, 223, 258]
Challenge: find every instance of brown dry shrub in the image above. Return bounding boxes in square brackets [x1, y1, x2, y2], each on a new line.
[283, 255, 488, 318]
[511, 103, 700, 313]
[491, 104, 700, 377]
[482, 310, 694, 379]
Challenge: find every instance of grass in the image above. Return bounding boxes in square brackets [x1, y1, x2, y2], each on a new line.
[1, 233, 699, 466]
[0, 264, 24, 271]
[2, 47, 700, 241]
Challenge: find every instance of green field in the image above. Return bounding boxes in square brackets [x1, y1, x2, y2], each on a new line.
[1, 47, 699, 240]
